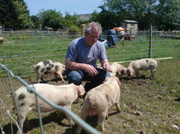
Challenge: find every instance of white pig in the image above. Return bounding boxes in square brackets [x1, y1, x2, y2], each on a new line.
[15, 83, 85, 129]
[76, 77, 121, 134]
[110, 63, 127, 77]
[126, 58, 158, 78]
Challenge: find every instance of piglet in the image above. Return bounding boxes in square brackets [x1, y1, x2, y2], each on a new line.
[76, 77, 121, 134]
[126, 58, 158, 79]
[110, 62, 127, 77]
[33, 60, 66, 83]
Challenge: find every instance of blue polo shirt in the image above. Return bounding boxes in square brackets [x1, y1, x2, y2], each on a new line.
[66, 37, 107, 67]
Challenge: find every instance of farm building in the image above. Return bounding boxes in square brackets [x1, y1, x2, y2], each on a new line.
[121, 20, 138, 40]
[75, 14, 92, 21]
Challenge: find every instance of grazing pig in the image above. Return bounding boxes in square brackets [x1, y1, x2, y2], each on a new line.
[110, 63, 127, 77]
[33, 60, 66, 83]
[126, 58, 158, 79]
[76, 77, 121, 133]
[15, 83, 85, 129]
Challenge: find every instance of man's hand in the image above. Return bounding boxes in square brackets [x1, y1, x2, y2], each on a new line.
[83, 64, 98, 77]
[103, 63, 112, 72]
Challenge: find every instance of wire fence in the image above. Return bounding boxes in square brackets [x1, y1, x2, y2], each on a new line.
[0, 30, 180, 78]
[0, 30, 180, 133]
[0, 63, 101, 134]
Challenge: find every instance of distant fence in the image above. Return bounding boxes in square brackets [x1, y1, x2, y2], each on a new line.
[0, 30, 180, 78]
[0, 63, 100, 134]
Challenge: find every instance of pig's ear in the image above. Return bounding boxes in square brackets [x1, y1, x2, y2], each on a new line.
[77, 85, 85, 96]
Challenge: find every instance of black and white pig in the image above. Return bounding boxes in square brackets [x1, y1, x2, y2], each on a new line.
[15, 83, 85, 129]
[33, 60, 66, 83]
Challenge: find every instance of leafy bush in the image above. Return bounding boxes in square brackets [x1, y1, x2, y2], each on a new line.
[69, 25, 80, 33]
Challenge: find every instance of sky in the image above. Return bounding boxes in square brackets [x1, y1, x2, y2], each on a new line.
[24, 0, 104, 16]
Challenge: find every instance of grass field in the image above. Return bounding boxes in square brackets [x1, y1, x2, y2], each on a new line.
[0, 33, 180, 133]
[0, 33, 180, 78]
[0, 58, 180, 134]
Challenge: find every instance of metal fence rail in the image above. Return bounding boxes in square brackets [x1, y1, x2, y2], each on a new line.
[0, 63, 101, 134]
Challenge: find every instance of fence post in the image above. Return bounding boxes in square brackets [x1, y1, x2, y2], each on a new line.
[149, 25, 152, 58]
[81, 24, 86, 37]
[130, 28, 132, 41]
[122, 40, 125, 47]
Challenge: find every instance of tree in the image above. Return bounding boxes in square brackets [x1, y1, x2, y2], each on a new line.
[92, 0, 180, 30]
[90, 6, 120, 31]
[13, 0, 33, 29]
[30, 15, 40, 29]
[64, 12, 87, 27]
[155, 0, 180, 30]
[0, 0, 32, 29]
[99, 0, 158, 30]
[37, 9, 66, 29]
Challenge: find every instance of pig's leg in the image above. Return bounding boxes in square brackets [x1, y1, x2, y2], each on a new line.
[150, 67, 155, 79]
[19, 107, 32, 129]
[37, 74, 41, 83]
[115, 103, 121, 112]
[16, 113, 28, 134]
[38, 74, 45, 82]
[75, 109, 88, 134]
[19, 113, 27, 129]
[54, 73, 58, 82]
[115, 93, 121, 112]
[135, 70, 140, 77]
[56, 72, 66, 83]
[64, 104, 74, 125]
[57, 111, 66, 121]
[97, 112, 107, 131]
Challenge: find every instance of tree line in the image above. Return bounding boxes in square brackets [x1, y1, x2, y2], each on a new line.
[0, 0, 180, 31]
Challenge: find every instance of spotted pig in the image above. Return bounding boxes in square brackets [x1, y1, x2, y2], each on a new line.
[15, 83, 85, 129]
[33, 60, 66, 83]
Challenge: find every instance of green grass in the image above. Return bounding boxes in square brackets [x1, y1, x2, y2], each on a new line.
[0, 34, 180, 78]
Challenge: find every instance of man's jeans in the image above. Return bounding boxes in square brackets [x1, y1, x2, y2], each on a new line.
[66, 68, 111, 90]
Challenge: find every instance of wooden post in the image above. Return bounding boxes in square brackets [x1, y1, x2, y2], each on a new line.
[81, 24, 86, 36]
[149, 25, 152, 58]
[130, 28, 132, 41]
[122, 39, 125, 47]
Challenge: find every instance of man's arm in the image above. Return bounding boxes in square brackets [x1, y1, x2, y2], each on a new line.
[65, 59, 84, 70]
[65, 59, 98, 76]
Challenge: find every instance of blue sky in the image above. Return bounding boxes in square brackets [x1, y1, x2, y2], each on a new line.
[24, 0, 103, 16]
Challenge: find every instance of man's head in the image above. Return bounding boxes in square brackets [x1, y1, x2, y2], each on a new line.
[84, 22, 102, 46]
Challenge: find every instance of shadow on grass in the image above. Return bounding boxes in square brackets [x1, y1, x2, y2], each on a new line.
[120, 75, 149, 81]
[175, 97, 180, 102]
[23, 112, 71, 133]
[3, 123, 18, 134]
[3, 111, 71, 134]
[64, 115, 98, 134]
[64, 111, 120, 134]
